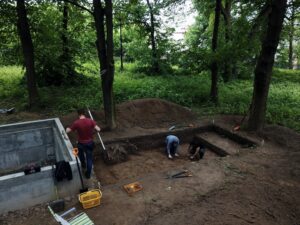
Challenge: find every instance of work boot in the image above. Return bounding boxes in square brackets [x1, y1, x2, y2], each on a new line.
[85, 171, 91, 179]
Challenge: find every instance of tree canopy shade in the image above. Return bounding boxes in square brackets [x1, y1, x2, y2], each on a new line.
[0, 0, 298, 132]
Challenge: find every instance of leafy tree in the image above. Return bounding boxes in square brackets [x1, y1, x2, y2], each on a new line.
[0, 1, 21, 65]
[247, 0, 288, 131]
[29, 1, 92, 86]
[16, 0, 39, 107]
[210, 0, 221, 103]
[276, 0, 300, 69]
[184, 0, 275, 80]
[116, 0, 183, 74]
[61, 0, 116, 128]
[220, 0, 232, 82]
[93, 0, 116, 129]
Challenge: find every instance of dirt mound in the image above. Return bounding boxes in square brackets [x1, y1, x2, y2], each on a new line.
[61, 98, 197, 129]
[260, 125, 300, 151]
[104, 141, 139, 164]
[115, 98, 197, 128]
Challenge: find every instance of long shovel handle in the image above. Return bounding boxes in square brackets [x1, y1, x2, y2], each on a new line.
[87, 107, 106, 150]
[96, 132, 106, 150]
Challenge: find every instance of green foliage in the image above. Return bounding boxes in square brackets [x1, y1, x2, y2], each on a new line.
[0, 1, 21, 65]
[0, 1, 97, 86]
[272, 68, 300, 83]
[1, 65, 299, 132]
[275, 1, 300, 69]
[0, 66, 27, 108]
[113, 0, 183, 74]
[183, 0, 267, 79]
[29, 2, 95, 86]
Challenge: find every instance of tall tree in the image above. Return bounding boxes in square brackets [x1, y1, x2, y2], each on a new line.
[93, 0, 116, 129]
[114, 0, 129, 71]
[210, 0, 221, 103]
[247, 0, 288, 131]
[119, 23, 124, 71]
[146, 0, 160, 73]
[61, 0, 116, 129]
[60, 1, 71, 71]
[221, 0, 232, 82]
[288, 1, 296, 69]
[126, 0, 183, 73]
[16, 0, 39, 108]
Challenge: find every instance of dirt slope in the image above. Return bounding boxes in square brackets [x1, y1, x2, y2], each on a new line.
[59, 98, 197, 129]
[0, 98, 299, 225]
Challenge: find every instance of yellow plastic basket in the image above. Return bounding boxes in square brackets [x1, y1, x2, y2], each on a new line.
[79, 189, 102, 209]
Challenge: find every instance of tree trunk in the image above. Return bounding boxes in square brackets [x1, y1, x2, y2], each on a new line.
[103, 0, 116, 129]
[120, 23, 124, 71]
[93, 0, 116, 130]
[16, 0, 39, 108]
[93, 0, 106, 70]
[61, 1, 70, 69]
[210, 0, 221, 103]
[146, 0, 159, 73]
[288, 4, 295, 69]
[222, 0, 232, 82]
[247, 0, 287, 131]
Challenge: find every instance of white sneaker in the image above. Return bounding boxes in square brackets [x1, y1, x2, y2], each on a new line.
[168, 154, 173, 159]
[174, 153, 179, 157]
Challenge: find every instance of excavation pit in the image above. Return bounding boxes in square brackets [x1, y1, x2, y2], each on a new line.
[94, 124, 257, 185]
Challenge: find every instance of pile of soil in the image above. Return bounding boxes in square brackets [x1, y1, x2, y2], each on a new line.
[60, 98, 197, 129]
[114, 98, 197, 128]
[104, 142, 139, 164]
[260, 125, 300, 151]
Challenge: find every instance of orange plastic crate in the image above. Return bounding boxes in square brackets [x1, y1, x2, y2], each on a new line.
[79, 189, 102, 209]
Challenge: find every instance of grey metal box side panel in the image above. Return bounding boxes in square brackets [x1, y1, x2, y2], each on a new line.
[0, 119, 55, 134]
[0, 171, 56, 213]
[0, 127, 55, 170]
[0, 128, 54, 151]
[53, 118, 75, 162]
[0, 145, 53, 170]
[0, 164, 81, 213]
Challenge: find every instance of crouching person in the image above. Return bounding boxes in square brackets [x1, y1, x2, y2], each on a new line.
[188, 138, 206, 160]
[165, 135, 180, 159]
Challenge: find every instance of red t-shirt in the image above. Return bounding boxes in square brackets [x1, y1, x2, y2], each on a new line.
[70, 118, 97, 144]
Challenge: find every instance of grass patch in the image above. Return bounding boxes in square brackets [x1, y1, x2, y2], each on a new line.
[0, 64, 299, 132]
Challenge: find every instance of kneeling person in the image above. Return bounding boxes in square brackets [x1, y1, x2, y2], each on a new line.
[188, 139, 206, 160]
[165, 135, 180, 159]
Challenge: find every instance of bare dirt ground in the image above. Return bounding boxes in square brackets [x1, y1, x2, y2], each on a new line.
[0, 98, 299, 225]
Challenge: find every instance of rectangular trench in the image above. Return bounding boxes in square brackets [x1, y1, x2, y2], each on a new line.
[94, 124, 258, 185]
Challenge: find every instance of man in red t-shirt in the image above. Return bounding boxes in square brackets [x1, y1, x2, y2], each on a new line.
[66, 109, 101, 179]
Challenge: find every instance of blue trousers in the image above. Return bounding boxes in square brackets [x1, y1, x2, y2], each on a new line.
[77, 141, 94, 177]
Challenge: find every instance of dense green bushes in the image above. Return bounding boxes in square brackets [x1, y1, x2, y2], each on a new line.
[0, 65, 299, 131]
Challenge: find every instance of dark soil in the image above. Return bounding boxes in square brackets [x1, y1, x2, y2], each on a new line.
[0, 98, 299, 225]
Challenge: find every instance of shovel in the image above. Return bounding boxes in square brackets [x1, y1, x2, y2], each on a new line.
[73, 148, 88, 193]
[86, 107, 110, 161]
